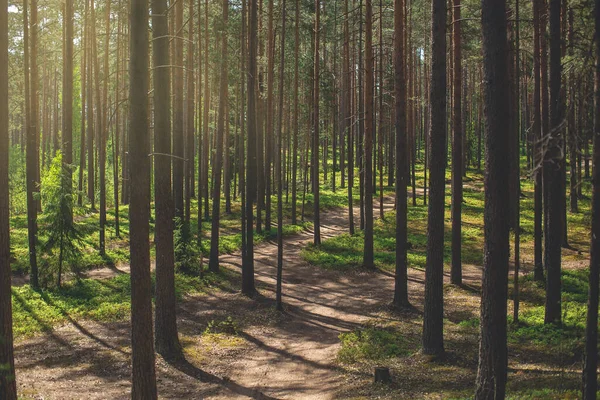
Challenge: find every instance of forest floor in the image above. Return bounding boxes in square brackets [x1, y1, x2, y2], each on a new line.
[12, 176, 593, 399]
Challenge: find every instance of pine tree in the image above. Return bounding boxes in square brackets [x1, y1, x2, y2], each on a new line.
[128, 1, 158, 396]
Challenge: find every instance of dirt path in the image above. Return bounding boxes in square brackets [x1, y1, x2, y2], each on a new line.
[14, 199, 483, 400]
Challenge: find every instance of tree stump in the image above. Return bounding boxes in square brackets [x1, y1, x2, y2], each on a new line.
[374, 367, 391, 383]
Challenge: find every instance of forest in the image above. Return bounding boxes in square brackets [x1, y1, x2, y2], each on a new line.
[0, 0, 600, 398]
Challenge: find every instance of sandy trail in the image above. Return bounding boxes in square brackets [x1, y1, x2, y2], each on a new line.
[14, 198, 483, 400]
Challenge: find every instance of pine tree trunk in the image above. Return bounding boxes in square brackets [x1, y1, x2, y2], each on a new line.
[474, 0, 510, 396]
[544, 0, 564, 325]
[152, 0, 181, 359]
[0, 0, 17, 395]
[24, 0, 39, 289]
[209, 0, 229, 273]
[243, 0, 258, 296]
[393, 0, 409, 308]
[128, 0, 158, 397]
[583, 2, 600, 395]
[313, 0, 321, 245]
[450, 0, 462, 285]
[363, 0, 374, 268]
[422, 0, 446, 357]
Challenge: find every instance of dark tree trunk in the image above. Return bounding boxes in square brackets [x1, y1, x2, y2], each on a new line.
[24, 0, 39, 289]
[276, 0, 286, 311]
[582, 0, 600, 396]
[450, 0, 462, 285]
[0, 0, 17, 395]
[243, 0, 258, 296]
[533, 0, 544, 281]
[363, 0, 374, 268]
[173, 0, 184, 220]
[128, 0, 158, 397]
[291, 0, 300, 225]
[393, 0, 409, 308]
[422, 0, 446, 357]
[313, 0, 321, 245]
[202, 0, 210, 222]
[209, 0, 229, 273]
[152, 0, 181, 359]
[474, 0, 510, 396]
[544, 0, 563, 325]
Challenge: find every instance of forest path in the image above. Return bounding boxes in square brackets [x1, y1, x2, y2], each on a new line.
[14, 198, 483, 400]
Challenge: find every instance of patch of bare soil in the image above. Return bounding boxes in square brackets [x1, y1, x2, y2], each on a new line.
[14, 198, 484, 400]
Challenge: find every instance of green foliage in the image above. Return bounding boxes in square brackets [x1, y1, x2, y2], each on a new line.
[174, 218, 201, 274]
[39, 153, 83, 287]
[338, 326, 409, 364]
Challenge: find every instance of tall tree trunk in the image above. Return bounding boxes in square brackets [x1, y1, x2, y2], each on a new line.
[544, 0, 564, 325]
[583, 1, 600, 395]
[78, 0, 88, 207]
[185, 0, 196, 222]
[203, 0, 210, 221]
[153, 0, 181, 359]
[128, 0, 158, 397]
[209, 0, 229, 273]
[422, 0, 446, 357]
[568, 9, 578, 214]
[474, 0, 509, 396]
[174, 0, 185, 220]
[24, 0, 39, 289]
[363, 0, 374, 268]
[533, 0, 544, 281]
[393, 0, 409, 308]
[291, 0, 300, 225]
[344, 0, 354, 235]
[64, 0, 73, 193]
[243, 0, 258, 295]
[0, 0, 17, 395]
[265, 0, 274, 232]
[99, 0, 111, 256]
[276, 0, 286, 311]
[312, 0, 321, 245]
[87, 0, 96, 209]
[450, 0, 462, 285]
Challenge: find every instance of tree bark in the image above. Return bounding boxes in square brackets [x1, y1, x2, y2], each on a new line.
[422, 0, 447, 357]
[209, 0, 229, 273]
[0, 0, 17, 395]
[583, 1, 600, 395]
[393, 0, 409, 308]
[363, 0, 374, 268]
[128, 0, 158, 397]
[474, 0, 510, 396]
[450, 0, 462, 285]
[243, 0, 258, 295]
[153, 0, 181, 359]
[313, 0, 321, 245]
[544, 0, 564, 325]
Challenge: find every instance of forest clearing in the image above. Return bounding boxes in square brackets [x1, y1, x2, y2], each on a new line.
[1, 0, 600, 398]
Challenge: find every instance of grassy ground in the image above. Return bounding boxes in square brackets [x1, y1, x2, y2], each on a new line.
[303, 163, 595, 399]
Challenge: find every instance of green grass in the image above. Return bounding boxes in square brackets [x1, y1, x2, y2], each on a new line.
[338, 325, 412, 364]
[11, 269, 236, 339]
